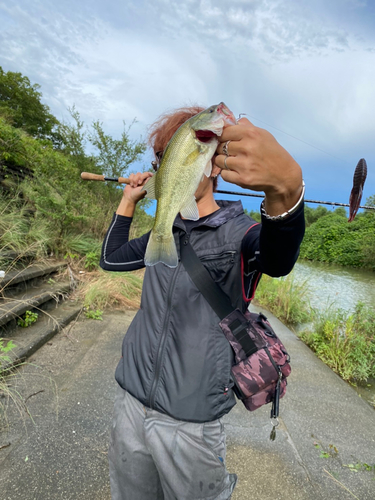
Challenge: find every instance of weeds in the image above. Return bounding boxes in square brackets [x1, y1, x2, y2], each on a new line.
[84, 309, 103, 320]
[0, 340, 25, 431]
[77, 269, 144, 311]
[344, 462, 375, 473]
[299, 303, 375, 383]
[314, 441, 339, 459]
[0, 339, 16, 368]
[253, 273, 312, 325]
[0, 196, 51, 269]
[84, 251, 100, 272]
[17, 310, 39, 328]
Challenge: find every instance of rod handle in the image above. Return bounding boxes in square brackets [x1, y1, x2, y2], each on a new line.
[81, 172, 105, 181]
[117, 176, 130, 184]
[80, 172, 130, 184]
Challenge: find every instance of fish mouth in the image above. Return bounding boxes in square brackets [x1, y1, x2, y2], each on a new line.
[217, 102, 237, 125]
[195, 130, 217, 143]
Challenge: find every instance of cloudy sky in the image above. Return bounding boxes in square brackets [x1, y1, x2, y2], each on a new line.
[1, 0, 374, 213]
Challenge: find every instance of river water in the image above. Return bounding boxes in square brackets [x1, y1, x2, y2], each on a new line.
[292, 260, 375, 313]
[291, 259, 375, 406]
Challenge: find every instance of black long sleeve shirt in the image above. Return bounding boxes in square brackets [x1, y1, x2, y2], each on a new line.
[100, 201, 305, 301]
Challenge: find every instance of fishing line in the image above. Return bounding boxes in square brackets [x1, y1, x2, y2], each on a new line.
[247, 114, 350, 165]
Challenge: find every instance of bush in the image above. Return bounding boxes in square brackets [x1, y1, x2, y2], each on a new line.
[299, 303, 375, 383]
[300, 208, 375, 269]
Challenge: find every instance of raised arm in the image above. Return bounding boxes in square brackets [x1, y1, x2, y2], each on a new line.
[100, 172, 153, 272]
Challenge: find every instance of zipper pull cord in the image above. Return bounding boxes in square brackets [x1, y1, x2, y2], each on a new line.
[270, 372, 282, 441]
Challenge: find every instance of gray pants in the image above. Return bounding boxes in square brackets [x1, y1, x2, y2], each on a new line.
[109, 386, 237, 500]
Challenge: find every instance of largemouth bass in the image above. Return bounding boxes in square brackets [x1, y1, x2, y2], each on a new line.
[143, 102, 236, 267]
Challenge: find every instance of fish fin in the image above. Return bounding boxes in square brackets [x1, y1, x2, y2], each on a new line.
[182, 148, 201, 167]
[144, 232, 178, 268]
[180, 196, 199, 220]
[204, 160, 212, 178]
[142, 174, 157, 199]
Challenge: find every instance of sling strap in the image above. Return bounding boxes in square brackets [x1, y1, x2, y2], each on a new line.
[179, 233, 258, 357]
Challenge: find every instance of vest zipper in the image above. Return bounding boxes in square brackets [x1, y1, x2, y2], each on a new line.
[148, 237, 186, 409]
[199, 250, 236, 261]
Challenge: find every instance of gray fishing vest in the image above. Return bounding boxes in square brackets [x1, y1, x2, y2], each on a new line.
[115, 200, 256, 422]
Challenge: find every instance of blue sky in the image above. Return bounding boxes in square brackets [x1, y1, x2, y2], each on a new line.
[0, 0, 374, 214]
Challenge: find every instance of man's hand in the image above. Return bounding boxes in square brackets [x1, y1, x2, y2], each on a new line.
[214, 118, 303, 216]
[116, 172, 153, 217]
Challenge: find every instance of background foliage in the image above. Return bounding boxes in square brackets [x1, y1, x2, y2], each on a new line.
[0, 67, 153, 265]
[300, 205, 375, 270]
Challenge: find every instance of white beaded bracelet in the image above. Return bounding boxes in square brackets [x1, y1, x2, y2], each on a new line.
[261, 181, 305, 221]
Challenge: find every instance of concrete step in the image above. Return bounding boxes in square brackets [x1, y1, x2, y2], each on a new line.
[0, 261, 67, 293]
[1, 300, 82, 372]
[0, 250, 36, 266]
[0, 281, 72, 331]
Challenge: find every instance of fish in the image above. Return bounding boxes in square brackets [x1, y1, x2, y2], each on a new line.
[143, 102, 237, 267]
[348, 158, 367, 222]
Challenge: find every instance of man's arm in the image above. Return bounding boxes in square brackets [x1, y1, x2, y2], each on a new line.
[242, 200, 305, 272]
[99, 214, 150, 271]
[99, 172, 153, 272]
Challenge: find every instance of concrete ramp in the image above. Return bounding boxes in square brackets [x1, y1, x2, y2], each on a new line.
[0, 308, 374, 499]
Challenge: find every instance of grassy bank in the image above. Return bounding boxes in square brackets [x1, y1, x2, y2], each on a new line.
[253, 274, 375, 388]
[299, 303, 375, 384]
[253, 273, 312, 325]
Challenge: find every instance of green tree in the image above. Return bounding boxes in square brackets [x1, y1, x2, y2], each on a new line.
[365, 195, 375, 208]
[304, 205, 329, 227]
[0, 67, 59, 140]
[88, 120, 146, 179]
[333, 207, 347, 217]
[244, 208, 261, 223]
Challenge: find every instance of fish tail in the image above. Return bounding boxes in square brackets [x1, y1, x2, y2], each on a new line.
[144, 231, 178, 268]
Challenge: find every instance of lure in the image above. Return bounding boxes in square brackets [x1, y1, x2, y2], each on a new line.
[348, 158, 367, 222]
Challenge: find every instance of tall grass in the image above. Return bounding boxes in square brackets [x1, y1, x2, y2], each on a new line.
[0, 340, 26, 431]
[78, 269, 144, 311]
[0, 196, 52, 266]
[299, 303, 375, 383]
[253, 273, 312, 325]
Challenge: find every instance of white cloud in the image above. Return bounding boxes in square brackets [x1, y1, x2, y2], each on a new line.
[0, 0, 374, 201]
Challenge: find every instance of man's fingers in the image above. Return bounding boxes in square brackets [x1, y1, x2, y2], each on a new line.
[214, 154, 235, 172]
[129, 172, 153, 188]
[216, 140, 239, 157]
[218, 117, 255, 143]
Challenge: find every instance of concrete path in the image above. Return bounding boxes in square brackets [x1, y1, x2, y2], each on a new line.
[0, 307, 374, 499]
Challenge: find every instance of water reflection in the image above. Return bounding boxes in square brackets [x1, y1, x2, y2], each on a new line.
[292, 260, 375, 313]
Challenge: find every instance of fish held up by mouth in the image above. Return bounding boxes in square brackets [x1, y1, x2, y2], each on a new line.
[348, 158, 367, 222]
[142, 102, 237, 268]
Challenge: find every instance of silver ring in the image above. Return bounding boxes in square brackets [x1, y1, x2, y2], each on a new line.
[222, 140, 231, 157]
[223, 157, 230, 170]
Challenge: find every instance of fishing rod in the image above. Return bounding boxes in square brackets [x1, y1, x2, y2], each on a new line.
[215, 190, 375, 211]
[80, 171, 374, 211]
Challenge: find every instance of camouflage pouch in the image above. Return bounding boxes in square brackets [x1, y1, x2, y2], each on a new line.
[219, 310, 291, 415]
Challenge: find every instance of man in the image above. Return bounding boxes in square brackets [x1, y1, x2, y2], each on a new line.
[100, 106, 305, 499]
